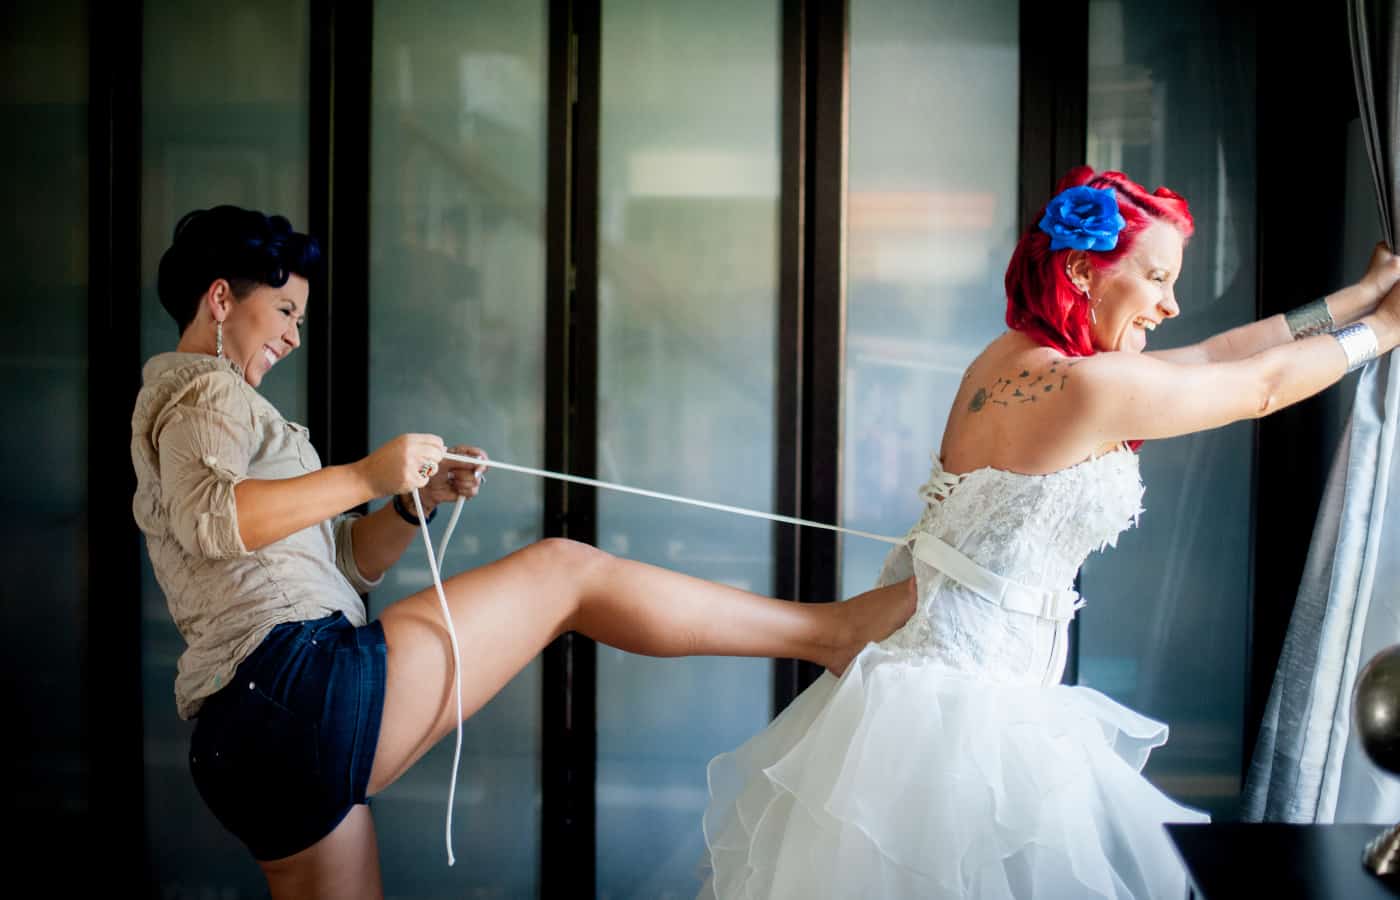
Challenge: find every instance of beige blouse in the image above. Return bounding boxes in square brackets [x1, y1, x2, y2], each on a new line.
[131, 352, 382, 719]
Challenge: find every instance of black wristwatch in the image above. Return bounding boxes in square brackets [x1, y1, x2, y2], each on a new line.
[392, 492, 437, 526]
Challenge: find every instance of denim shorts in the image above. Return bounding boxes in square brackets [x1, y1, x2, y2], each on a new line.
[189, 611, 386, 861]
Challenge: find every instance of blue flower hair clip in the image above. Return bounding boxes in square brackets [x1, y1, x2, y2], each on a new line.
[1038, 185, 1126, 251]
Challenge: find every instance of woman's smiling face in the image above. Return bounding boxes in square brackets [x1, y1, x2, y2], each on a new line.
[221, 275, 308, 387]
[1081, 220, 1185, 353]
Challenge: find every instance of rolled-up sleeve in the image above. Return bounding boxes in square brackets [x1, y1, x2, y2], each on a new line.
[153, 376, 255, 560]
[333, 513, 386, 594]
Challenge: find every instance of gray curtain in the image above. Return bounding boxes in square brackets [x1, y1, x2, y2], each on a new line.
[1242, 0, 1400, 824]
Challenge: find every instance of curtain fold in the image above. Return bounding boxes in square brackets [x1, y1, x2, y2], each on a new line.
[1242, 0, 1400, 824]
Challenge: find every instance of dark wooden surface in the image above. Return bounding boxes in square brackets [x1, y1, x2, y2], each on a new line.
[1167, 823, 1400, 900]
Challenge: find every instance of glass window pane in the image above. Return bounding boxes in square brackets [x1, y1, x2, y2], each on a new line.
[596, 2, 781, 896]
[843, 0, 1021, 597]
[2, 0, 90, 847]
[369, 2, 548, 895]
[139, 2, 312, 891]
[1080, 0, 1257, 819]
[139, 3, 310, 421]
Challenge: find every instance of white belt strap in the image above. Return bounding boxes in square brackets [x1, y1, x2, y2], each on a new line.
[911, 532, 1083, 622]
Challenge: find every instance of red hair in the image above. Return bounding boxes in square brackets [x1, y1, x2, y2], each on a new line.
[1004, 166, 1194, 358]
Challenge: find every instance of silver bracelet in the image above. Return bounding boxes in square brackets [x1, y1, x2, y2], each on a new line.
[1286, 297, 1334, 340]
[1332, 321, 1380, 372]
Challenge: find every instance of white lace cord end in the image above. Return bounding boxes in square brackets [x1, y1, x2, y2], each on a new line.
[412, 488, 463, 867]
[436, 496, 465, 570]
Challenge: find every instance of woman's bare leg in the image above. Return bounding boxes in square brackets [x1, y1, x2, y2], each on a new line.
[369, 538, 913, 794]
[257, 804, 383, 900]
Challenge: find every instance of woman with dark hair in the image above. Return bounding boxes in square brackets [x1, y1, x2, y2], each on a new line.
[699, 167, 1400, 899]
[131, 205, 916, 899]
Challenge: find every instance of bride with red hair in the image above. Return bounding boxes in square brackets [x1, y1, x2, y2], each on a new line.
[700, 166, 1400, 899]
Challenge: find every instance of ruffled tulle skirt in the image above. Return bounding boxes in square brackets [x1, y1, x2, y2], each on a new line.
[700, 644, 1209, 899]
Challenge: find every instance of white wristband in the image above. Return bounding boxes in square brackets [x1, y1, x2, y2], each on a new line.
[1332, 322, 1380, 372]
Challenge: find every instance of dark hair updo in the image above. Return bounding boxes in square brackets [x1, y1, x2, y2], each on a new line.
[156, 205, 322, 333]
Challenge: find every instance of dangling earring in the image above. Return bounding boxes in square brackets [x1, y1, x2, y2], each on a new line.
[1076, 285, 1098, 325]
[1067, 268, 1097, 325]
[215, 320, 224, 358]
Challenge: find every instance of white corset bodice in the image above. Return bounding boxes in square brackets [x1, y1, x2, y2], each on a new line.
[876, 448, 1144, 685]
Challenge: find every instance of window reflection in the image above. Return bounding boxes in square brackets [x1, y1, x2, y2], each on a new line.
[595, 2, 781, 896]
[1080, 0, 1257, 819]
[3, 0, 91, 869]
[842, 0, 1021, 597]
[369, 2, 549, 894]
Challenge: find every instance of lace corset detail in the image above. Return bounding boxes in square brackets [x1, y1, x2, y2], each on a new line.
[877, 448, 1144, 684]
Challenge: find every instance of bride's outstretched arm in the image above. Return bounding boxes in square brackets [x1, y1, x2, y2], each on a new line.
[1069, 301, 1400, 446]
[1147, 242, 1400, 364]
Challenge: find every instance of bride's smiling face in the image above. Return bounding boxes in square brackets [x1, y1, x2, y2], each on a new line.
[1078, 222, 1185, 354]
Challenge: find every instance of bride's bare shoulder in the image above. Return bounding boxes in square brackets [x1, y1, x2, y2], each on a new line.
[943, 334, 1101, 474]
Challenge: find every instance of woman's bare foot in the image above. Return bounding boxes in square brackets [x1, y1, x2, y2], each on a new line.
[823, 577, 917, 675]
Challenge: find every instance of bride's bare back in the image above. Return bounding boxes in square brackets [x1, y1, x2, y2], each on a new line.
[940, 331, 1119, 476]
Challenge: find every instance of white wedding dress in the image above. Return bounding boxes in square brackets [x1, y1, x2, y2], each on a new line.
[701, 448, 1209, 899]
